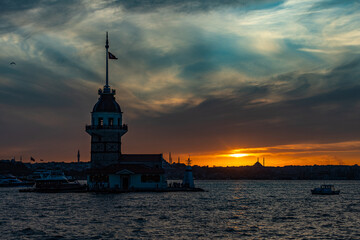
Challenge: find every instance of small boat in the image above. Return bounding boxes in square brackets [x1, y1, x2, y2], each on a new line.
[19, 170, 86, 193]
[0, 174, 33, 187]
[311, 184, 340, 195]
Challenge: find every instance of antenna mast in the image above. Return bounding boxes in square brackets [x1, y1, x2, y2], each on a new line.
[105, 32, 109, 90]
[187, 156, 192, 166]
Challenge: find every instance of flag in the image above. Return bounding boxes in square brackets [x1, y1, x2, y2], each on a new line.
[108, 52, 118, 60]
[30, 157, 35, 162]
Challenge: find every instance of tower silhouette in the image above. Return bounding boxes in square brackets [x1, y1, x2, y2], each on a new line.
[85, 32, 128, 168]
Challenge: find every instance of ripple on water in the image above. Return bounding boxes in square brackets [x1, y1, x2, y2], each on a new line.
[15, 227, 46, 237]
[1, 181, 360, 239]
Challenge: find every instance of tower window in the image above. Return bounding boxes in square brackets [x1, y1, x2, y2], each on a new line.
[98, 118, 103, 126]
[109, 118, 113, 126]
[118, 118, 121, 125]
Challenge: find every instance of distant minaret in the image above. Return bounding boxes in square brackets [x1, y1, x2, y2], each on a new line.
[169, 152, 172, 164]
[178, 156, 180, 164]
[77, 150, 80, 163]
[263, 157, 265, 167]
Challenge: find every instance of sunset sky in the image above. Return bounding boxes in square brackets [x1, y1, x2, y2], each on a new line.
[1, 0, 360, 166]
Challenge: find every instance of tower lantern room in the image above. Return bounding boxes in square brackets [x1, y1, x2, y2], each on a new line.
[86, 32, 128, 168]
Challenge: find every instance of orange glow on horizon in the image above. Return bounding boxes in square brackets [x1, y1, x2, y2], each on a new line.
[218, 153, 249, 158]
[175, 141, 360, 167]
[227, 153, 249, 158]
[14, 141, 360, 167]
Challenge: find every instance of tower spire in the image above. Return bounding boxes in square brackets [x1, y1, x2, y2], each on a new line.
[105, 32, 109, 91]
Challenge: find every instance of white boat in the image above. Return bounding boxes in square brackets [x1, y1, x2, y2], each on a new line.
[311, 184, 340, 195]
[0, 174, 32, 187]
[20, 170, 86, 192]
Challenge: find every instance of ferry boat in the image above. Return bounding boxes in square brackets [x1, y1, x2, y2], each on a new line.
[20, 170, 86, 193]
[311, 184, 340, 195]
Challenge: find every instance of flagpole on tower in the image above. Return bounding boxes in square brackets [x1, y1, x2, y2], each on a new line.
[105, 32, 109, 90]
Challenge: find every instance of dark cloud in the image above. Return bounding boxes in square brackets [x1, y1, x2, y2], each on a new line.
[310, 0, 358, 11]
[126, 87, 360, 153]
[0, 0, 87, 35]
[0, 0, 43, 15]
[0, 60, 93, 161]
[124, 57, 360, 153]
[108, 22, 293, 106]
[109, 0, 284, 13]
[34, 40, 101, 81]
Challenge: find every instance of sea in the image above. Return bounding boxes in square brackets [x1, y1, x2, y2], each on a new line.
[1, 180, 360, 240]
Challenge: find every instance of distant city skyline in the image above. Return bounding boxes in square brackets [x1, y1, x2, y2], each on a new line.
[1, 0, 360, 166]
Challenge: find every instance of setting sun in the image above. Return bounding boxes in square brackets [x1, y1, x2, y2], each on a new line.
[228, 153, 249, 158]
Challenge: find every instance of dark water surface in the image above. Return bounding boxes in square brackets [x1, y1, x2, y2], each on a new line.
[1, 180, 360, 239]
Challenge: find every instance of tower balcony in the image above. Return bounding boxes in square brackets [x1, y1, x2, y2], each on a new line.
[86, 124, 128, 131]
[86, 124, 128, 137]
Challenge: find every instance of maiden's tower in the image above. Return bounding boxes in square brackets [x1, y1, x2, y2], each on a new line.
[86, 33, 167, 191]
[85, 33, 128, 169]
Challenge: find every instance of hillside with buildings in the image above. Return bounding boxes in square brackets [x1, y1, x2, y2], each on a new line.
[2, 159, 359, 181]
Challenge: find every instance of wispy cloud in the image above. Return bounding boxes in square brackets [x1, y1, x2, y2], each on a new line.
[229, 141, 360, 155]
[0, 0, 360, 164]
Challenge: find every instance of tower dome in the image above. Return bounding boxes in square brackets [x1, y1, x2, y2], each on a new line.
[92, 91, 121, 113]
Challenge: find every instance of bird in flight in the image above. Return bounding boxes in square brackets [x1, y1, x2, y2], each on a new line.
[10, 62, 16, 65]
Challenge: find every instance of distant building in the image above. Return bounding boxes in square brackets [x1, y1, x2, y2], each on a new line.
[253, 157, 264, 168]
[86, 33, 167, 191]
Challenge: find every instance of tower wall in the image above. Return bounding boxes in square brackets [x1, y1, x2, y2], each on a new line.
[86, 108, 127, 169]
[90, 132, 123, 168]
[92, 112, 123, 126]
